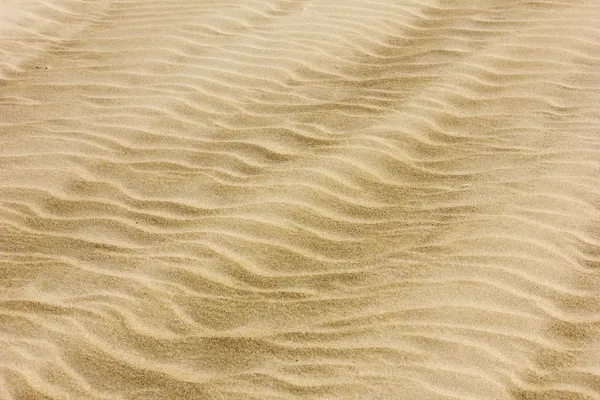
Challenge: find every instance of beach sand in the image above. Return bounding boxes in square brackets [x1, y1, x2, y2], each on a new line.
[1, 0, 600, 399]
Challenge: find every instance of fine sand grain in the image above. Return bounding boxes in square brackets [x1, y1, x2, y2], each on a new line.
[1, 1, 600, 399]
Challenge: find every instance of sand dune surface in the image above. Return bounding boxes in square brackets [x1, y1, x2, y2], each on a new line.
[2, 0, 600, 399]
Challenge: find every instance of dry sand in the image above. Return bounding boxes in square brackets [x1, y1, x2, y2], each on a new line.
[1, 0, 600, 399]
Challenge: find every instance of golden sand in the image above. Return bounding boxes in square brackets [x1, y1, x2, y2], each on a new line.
[1, 0, 600, 398]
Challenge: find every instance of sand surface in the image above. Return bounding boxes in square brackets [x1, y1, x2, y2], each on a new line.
[2, 0, 600, 399]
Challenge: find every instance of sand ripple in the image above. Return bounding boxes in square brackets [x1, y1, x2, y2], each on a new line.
[2, 0, 600, 399]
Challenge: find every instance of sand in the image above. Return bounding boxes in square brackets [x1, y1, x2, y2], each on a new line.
[1, 0, 600, 399]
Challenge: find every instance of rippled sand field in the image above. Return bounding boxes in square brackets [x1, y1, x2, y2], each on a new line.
[1, 1, 600, 399]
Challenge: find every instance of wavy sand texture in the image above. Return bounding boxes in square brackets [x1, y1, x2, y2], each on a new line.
[1, 0, 600, 399]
